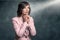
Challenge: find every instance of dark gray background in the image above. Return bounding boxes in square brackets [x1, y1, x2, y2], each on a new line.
[0, 0, 60, 40]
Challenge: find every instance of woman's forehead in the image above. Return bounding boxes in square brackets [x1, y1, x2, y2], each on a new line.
[25, 5, 30, 7]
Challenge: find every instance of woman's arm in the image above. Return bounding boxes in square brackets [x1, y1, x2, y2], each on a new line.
[28, 17, 36, 36]
[12, 18, 28, 37]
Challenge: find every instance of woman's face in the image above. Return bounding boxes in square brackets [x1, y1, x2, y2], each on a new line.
[22, 5, 30, 15]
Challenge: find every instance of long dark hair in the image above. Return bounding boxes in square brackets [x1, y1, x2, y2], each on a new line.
[17, 1, 31, 17]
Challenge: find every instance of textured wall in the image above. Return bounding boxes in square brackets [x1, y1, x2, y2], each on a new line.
[0, 0, 60, 40]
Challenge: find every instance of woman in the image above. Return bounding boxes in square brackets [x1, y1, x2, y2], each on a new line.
[12, 1, 36, 40]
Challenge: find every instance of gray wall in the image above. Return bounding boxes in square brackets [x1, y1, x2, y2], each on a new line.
[0, 0, 60, 40]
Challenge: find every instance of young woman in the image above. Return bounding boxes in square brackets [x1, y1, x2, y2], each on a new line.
[12, 1, 36, 40]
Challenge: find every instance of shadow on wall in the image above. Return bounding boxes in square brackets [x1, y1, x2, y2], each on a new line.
[0, 1, 18, 40]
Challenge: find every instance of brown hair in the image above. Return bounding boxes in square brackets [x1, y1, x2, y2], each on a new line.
[17, 1, 31, 17]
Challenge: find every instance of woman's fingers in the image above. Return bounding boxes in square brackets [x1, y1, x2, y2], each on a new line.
[23, 15, 30, 23]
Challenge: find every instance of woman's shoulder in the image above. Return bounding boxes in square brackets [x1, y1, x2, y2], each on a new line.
[30, 16, 34, 21]
[12, 16, 18, 21]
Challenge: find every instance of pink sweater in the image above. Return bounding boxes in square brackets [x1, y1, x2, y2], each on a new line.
[12, 16, 36, 40]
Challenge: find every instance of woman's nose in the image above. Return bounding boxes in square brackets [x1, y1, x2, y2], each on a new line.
[26, 8, 29, 11]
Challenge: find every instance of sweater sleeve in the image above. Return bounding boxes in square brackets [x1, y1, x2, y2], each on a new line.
[12, 18, 28, 37]
[28, 17, 36, 36]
